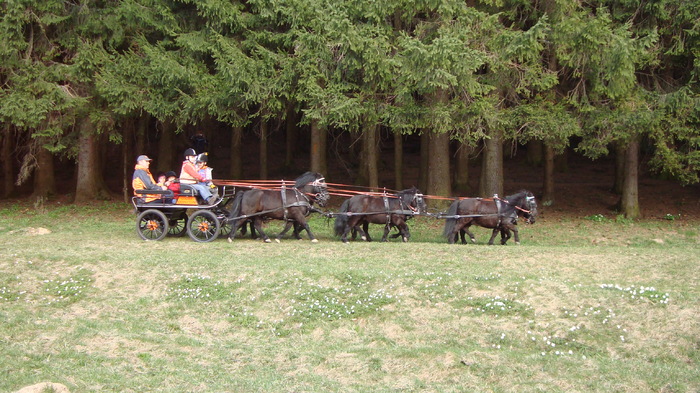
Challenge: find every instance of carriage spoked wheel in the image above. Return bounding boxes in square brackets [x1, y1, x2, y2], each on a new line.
[136, 209, 169, 241]
[218, 220, 232, 239]
[167, 218, 187, 237]
[186, 210, 221, 242]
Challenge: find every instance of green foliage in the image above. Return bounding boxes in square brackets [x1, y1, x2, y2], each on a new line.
[1, 0, 698, 187]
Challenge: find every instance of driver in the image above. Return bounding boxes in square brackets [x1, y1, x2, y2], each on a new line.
[132, 155, 172, 203]
[179, 148, 216, 204]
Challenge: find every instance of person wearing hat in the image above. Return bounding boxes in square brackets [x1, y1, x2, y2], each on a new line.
[164, 170, 180, 202]
[179, 148, 216, 204]
[132, 155, 172, 203]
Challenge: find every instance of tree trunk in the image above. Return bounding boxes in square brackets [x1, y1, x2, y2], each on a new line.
[542, 143, 555, 206]
[310, 119, 327, 175]
[136, 114, 147, 157]
[32, 142, 56, 199]
[428, 131, 451, 200]
[454, 142, 471, 194]
[418, 132, 429, 192]
[122, 118, 135, 203]
[394, 132, 403, 190]
[285, 105, 298, 169]
[479, 128, 504, 197]
[365, 124, 379, 190]
[156, 121, 174, 175]
[230, 125, 243, 179]
[613, 141, 625, 195]
[526, 140, 543, 166]
[75, 119, 108, 203]
[620, 136, 641, 219]
[259, 119, 268, 179]
[1, 125, 14, 198]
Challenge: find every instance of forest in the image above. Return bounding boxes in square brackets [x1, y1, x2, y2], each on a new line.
[1, 0, 698, 218]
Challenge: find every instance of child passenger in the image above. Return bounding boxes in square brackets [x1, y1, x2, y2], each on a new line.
[164, 171, 180, 203]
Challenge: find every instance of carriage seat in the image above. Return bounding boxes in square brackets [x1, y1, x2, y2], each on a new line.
[134, 189, 173, 204]
[179, 184, 200, 196]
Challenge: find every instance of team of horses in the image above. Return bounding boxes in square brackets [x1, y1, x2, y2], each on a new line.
[225, 172, 538, 244]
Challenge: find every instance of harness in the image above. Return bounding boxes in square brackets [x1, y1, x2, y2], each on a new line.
[383, 194, 391, 226]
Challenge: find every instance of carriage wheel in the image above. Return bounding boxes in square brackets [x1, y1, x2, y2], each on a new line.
[187, 210, 221, 242]
[168, 218, 187, 237]
[218, 220, 232, 239]
[136, 209, 169, 241]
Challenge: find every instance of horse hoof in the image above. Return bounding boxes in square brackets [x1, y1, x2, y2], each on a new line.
[515, 241, 521, 245]
[264, 239, 272, 243]
[402, 237, 408, 242]
[361, 236, 367, 241]
[275, 238, 281, 243]
[470, 239, 476, 244]
[311, 239, 318, 243]
[227, 238, 233, 243]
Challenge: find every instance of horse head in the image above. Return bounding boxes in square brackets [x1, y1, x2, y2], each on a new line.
[398, 187, 426, 215]
[508, 190, 537, 224]
[295, 171, 330, 207]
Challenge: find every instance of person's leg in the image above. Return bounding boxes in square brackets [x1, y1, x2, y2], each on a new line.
[190, 184, 212, 203]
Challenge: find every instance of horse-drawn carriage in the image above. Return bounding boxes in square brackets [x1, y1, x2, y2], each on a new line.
[132, 184, 236, 242]
[133, 172, 330, 243]
[133, 170, 537, 244]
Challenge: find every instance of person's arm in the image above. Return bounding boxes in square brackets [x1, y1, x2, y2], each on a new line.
[182, 163, 205, 182]
[135, 170, 162, 190]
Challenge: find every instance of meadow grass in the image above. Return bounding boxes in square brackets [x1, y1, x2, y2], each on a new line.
[0, 201, 698, 392]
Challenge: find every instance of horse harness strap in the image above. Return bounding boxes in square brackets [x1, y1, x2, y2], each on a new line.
[281, 184, 288, 221]
[383, 195, 391, 226]
[494, 198, 502, 227]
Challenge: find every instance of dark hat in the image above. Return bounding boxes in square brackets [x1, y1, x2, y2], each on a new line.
[165, 171, 177, 178]
[184, 148, 196, 157]
[196, 152, 208, 163]
[136, 155, 152, 162]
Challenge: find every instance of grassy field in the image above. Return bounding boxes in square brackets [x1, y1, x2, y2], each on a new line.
[0, 202, 698, 392]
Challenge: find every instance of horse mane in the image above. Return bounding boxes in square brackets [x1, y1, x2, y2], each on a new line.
[506, 190, 533, 202]
[294, 172, 323, 188]
[396, 186, 418, 197]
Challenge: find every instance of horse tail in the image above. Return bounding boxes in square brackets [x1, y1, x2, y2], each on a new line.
[228, 190, 245, 229]
[334, 199, 351, 237]
[443, 200, 459, 238]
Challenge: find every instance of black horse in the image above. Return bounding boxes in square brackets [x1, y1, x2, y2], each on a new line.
[443, 190, 537, 245]
[334, 187, 426, 243]
[227, 172, 329, 243]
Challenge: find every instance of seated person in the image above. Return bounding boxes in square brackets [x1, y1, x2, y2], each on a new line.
[162, 171, 180, 203]
[195, 153, 216, 191]
[132, 155, 173, 203]
[179, 148, 216, 204]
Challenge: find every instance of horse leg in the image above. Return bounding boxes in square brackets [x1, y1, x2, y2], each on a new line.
[362, 222, 371, 241]
[253, 217, 271, 243]
[512, 225, 520, 245]
[300, 220, 318, 243]
[464, 224, 477, 244]
[488, 227, 500, 245]
[398, 222, 409, 242]
[500, 228, 511, 245]
[227, 218, 246, 242]
[381, 223, 390, 242]
[459, 229, 468, 244]
[275, 221, 294, 243]
[294, 222, 305, 240]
